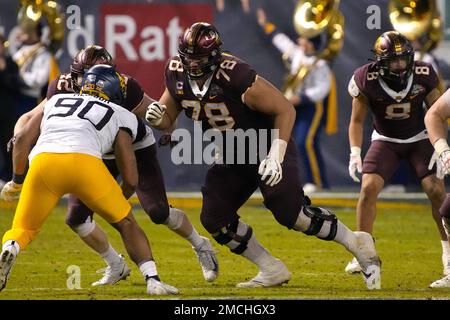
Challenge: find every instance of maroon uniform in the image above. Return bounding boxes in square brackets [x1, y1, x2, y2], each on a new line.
[166, 53, 274, 163]
[166, 54, 272, 132]
[165, 53, 304, 232]
[47, 73, 171, 226]
[349, 61, 438, 181]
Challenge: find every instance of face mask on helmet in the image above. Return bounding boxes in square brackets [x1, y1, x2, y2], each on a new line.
[378, 54, 414, 88]
[178, 22, 222, 80]
[70, 45, 115, 92]
[179, 51, 220, 79]
[374, 31, 415, 91]
[80, 65, 123, 105]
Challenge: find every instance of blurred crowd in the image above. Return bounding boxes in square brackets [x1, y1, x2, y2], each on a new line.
[0, 21, 58, 188]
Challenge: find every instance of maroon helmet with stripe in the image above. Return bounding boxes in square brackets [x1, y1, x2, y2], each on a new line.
[70, 45, 115, 92]
[374, 31, 414, 89]
[178, 22, 222, 79]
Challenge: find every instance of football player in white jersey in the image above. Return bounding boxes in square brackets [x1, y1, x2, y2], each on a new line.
[6, 45, 218, 286]
[0, 65, 178, 295]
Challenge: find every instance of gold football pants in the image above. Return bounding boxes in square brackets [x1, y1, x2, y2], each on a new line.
[2, 153, 131, 250]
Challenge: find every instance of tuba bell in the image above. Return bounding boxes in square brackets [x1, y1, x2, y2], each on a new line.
[283, 0, 344, 99]
[389, 0, 443, 57]
[17, 0, 65, 54]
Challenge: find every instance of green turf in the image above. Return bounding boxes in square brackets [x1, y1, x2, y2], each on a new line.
[0, 203, 449, 300]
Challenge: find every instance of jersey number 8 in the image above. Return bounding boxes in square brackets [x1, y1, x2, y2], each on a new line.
[384, 102, 411, 120]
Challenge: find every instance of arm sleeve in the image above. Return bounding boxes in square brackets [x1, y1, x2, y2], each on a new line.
[303, 63, 331, 102]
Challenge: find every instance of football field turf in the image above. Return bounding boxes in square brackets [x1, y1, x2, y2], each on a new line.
[0, 201, 449, 300]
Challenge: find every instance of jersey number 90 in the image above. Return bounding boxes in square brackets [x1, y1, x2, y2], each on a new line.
[48, 97, 115, 131]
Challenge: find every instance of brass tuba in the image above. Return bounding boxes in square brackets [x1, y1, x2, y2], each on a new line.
[389, 0, 443, 56]
[283, 0, 344, 99]
[17, 0, 65, 54]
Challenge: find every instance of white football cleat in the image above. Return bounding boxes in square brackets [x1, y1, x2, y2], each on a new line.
[193, 236, 219, 282]
[353, 231, 381, 290]
[345, 257, 362, 274]
[92, 254, 131, 286]
[0, 247, 17, 292]
[442, 252, 450, 276]
[430, 275, 450, 288]
[146, 277, 179, 295]
[236, 259, 291, 288]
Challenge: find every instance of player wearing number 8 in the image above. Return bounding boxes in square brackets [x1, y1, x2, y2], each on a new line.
[146, 22, 382, 290]
[0, 65, 179, 295]
[345, 31, 449, 277]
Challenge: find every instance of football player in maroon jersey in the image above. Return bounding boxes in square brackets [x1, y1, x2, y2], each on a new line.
[146, 22, 381, 289]
[5, 45, 218, 287]
[346, 31, 448, 276]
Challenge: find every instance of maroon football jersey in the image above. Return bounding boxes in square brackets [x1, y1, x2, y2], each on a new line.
[351, 61, 438, 139]
[165, 53, 272, 132]
[46, 72, 144, 112]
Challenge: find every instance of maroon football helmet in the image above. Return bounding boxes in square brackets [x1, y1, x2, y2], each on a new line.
[70, 45, 115, 92]
[178, 22, 222, 79]
[374, 31, 414, 89]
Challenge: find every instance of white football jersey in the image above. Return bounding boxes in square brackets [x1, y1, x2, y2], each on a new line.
[29, 93, 141, 161]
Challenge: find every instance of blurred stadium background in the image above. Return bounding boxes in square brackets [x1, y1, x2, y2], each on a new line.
[2, 0, 450, 191]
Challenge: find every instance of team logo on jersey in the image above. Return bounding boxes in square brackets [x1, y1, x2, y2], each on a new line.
[209, 83, 223, 100]
[176, 81, 184, 95]
[410, 84, 425, 99]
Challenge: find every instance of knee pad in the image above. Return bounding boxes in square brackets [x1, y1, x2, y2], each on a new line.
[164, 207, 185, 230]
[145, 203, 170, 225]
[70, 217, 96, 238]
[293, 198, 338, 241]
[211, 220, 253, 254]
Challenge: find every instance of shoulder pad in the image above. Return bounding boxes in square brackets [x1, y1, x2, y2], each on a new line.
[348, 75, 360, 98]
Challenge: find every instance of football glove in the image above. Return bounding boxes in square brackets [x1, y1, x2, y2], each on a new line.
[258, 157, 282, 187]
[349, 146, 362, 183]
[258, 139, 287, 187]
[429, 139, 450, 179]
[429, 150, 450, 179]
[145, 102, 166, 127]
[0, 181, 22, 201]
